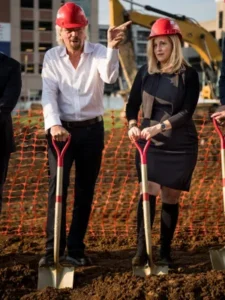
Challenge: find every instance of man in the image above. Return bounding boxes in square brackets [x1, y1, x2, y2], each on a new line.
[39, 2, 131, 267]
[0, 53, 21, 213]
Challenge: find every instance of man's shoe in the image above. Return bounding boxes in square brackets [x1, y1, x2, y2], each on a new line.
[65, 254, 92, 266]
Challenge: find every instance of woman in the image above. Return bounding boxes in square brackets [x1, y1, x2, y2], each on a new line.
[126, 18, 199, 266]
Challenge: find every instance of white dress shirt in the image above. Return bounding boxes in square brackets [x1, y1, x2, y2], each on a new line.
[41, 41, 119, 130]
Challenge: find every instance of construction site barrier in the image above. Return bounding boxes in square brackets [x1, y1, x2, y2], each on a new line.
[1, 107, 224, 237]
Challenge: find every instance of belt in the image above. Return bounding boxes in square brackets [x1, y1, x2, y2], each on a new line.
[61, 116, 103, 128]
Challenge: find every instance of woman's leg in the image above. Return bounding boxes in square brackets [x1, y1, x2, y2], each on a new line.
[160, 187, 181, 265]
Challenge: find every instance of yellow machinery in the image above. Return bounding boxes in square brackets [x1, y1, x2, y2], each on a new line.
[109, 0, 222, 99]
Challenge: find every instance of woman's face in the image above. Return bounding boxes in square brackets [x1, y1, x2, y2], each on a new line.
[153, 36, 173, 65]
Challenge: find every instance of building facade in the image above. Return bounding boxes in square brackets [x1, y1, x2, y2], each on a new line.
[0, 0, 98, 100]
[1, 0, 224, 100]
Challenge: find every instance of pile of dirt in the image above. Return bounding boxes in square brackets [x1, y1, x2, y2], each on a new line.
[0, 234, 225, 299]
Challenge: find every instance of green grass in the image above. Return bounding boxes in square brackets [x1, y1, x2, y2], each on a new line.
[12, 109, 125, 131]
[103, 110, 125, 131]
[13, 114, 44, 127]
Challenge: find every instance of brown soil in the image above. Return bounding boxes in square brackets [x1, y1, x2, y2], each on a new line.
[1, 109, 225, 299]
[1, 234, 225, 299]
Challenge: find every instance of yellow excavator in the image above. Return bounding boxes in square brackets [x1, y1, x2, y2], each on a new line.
[109, 0, 222, 100]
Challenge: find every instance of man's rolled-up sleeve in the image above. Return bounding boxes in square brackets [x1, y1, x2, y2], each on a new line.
[96, 45, 119, 84]
[41, 53, 61, 131]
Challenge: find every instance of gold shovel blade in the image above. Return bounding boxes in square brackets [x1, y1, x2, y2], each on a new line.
[133, 263, 168, 277]
[37, 265, 75, 289]
[209, 247, 225, 270]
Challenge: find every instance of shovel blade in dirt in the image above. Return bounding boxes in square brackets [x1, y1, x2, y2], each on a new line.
[38, 265, 74, 289]
[133, 263, 168, 277]
[209, 247, 225, 270]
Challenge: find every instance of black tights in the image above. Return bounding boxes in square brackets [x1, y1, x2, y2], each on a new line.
[136, 195, 179, 257]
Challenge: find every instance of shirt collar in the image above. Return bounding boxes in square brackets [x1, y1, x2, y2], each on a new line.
[59, 41, 94, 57]
[83, 41, 95, 54]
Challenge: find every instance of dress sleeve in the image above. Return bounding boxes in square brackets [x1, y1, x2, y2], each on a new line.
[126, 65, 146, 121]
[168, 68, 200, 128]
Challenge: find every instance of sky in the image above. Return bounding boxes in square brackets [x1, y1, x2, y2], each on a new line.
[98, 0, 217, 25]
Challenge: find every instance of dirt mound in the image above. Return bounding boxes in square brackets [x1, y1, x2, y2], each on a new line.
[0, 235, 225, 299]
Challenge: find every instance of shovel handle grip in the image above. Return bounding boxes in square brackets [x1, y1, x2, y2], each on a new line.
[52, 135, 71, 167]
[134, 140, 151, 164]
[213, 118, 225, 149]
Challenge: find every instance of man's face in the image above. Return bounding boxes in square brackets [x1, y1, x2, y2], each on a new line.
[61, 27, 86, 51]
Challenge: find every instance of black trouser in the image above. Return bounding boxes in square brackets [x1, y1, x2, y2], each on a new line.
[0, 153, 10, 214]
[45, 121, 104, 257]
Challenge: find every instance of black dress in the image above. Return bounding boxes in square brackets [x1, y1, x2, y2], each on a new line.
[126, 65, 199, 191]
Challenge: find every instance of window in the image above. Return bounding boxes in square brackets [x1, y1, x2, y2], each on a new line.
[21, 64, 34, 73]
[219, 38, 223, 49]
[21, 0, 34, 8]
[39, 0, 52, 9]
[219, 11, 223, 29]
[137, 31, 149, 41]
[39, 21, 52, 31]
[137, 43, 147, 53]
[101, 41, 107, 47]
[39, 43, 52, 52]
[39, 64, 43, 74]
[21, 42, 34, 52]
[99, 29, 107, 40]
[137, 56, 147, 65]
[21, 21, 34, 30]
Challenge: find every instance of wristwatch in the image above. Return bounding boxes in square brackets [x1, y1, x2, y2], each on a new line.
[160, 122, 166, 132]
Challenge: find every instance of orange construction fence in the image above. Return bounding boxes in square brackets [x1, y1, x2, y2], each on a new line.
[0, 109, 224, 237]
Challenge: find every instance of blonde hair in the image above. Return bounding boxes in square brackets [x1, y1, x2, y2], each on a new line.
[147, 35, 189, 74]
[55, 25, 89, 46]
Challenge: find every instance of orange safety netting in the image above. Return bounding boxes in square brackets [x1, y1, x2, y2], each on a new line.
[0, 109, 224, 237]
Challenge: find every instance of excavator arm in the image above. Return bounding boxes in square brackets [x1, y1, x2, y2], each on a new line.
[109, 0, 222, 97]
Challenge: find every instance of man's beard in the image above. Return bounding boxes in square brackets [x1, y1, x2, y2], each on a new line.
[70, 39, 82, 50]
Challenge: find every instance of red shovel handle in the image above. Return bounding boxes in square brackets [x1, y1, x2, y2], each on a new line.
[134, 139, 151, 164]
[213, 118, 225, 149]
[52, 135, 71, 167]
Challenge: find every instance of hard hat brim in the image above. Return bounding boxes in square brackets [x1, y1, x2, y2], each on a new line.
[56, 21, 88, 29]
[148, 33, 183, 41]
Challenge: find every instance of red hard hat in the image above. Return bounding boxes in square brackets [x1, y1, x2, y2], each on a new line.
[56, 2, 88, 28]
[149, 18, 182, 40]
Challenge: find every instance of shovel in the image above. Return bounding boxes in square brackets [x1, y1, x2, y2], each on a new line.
[133, 139, 168, 277]
[38, 136, 75, 289]
[209, 118, 225, 270]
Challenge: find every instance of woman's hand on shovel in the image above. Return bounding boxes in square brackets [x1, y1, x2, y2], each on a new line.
[211, 111, 225, 125]
[128, 126, 141, 142]
[141, 124, 161, 140]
